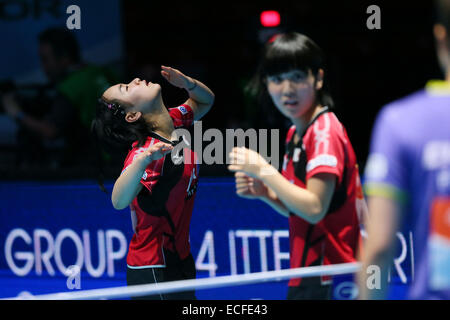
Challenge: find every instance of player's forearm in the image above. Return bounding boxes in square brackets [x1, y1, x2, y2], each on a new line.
[186, 77, 215, 118]
[259, 165, 324, 224]
[260, 187, 290, 217]
[358, 196, 401, 299]
[358, 247, 392, 300]
[111, 158, 146, 210]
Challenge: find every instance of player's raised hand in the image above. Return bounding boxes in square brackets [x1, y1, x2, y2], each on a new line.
[137, 142, 173, 166]
[228, 147, 271, 179]
[161, 66, 195, 90]
[234, 172, 268, 200]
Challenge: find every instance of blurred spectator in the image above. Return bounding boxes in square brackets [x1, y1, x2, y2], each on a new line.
[358, 0, 450, 300]
[1, 27, 116, 169]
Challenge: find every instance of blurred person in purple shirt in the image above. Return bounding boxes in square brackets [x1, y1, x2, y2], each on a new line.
[359, 0, 450, 300]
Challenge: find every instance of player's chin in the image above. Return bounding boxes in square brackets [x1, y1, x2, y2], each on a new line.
[144, 85, 161, 98]
[151, 83, 162, 90]
[283, 106, 303, 118]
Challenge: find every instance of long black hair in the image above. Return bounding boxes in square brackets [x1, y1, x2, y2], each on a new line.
[247, 32, 334, 110]
[91, 97, 151, 153]
[91, 97, 152, 192]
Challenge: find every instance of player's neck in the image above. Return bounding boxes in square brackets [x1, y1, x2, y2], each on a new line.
[292, 103, 324, 138]
[143, 107, 174, 141]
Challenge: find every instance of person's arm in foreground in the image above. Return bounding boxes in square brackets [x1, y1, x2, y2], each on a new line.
[358, 196, 402, 299]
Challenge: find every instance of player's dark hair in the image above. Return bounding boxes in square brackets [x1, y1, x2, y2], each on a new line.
[247, 32, 334, 109]
[38, 27, 81, 63]
[91, 97, 152, 193]
[91, 97, 150, 153]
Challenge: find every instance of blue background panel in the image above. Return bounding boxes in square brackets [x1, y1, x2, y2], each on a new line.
[0, 178, 410, 299]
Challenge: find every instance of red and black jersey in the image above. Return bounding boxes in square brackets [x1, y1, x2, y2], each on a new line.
[281, 108, 364, 287]
[123, 104, 199, 268]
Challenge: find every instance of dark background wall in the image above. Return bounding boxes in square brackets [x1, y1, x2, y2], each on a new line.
[122, 0, 441, 169]
[0, 0, 442, 179]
